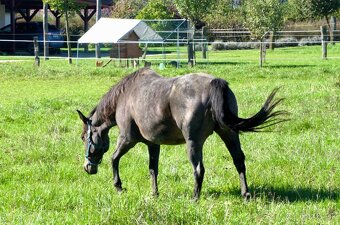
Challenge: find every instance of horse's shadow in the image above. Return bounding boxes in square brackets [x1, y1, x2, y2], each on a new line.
[206, 185, 339, 202]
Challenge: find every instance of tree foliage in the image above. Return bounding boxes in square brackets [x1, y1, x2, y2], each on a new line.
[136, 0, 175, 19]
[284, 0, 313, 22]
[42, 0, 83, 14]
[204, 0, 244, 29]
[285, 0, 340, 23]
[310, 0, 340, 24]
[243, 0, 284, 39]
[173, 0, 214, 28]
[111, 0, 148, 19]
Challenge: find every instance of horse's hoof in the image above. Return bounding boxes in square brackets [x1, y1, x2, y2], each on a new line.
[192, 193, 200, 202]
[151, 190, 159, 197]
[115, 186, 125, 193]
[243, 192, 251, 200]
[152, 192, 159, 198]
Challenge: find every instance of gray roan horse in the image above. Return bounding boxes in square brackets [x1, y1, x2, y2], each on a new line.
[77, 68, 285, 199]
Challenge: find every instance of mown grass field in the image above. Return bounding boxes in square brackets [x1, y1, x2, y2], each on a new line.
[0, 46, 339, 224]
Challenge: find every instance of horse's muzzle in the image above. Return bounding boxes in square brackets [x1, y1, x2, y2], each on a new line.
[84, 160, 98, 174]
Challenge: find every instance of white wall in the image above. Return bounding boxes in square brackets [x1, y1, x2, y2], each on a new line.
[0, 4, 5, 27]
[5, 12, 10, 27]
[0, 4, 10, 28]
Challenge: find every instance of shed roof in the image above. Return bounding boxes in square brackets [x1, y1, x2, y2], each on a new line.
[78, 18, 163, 44]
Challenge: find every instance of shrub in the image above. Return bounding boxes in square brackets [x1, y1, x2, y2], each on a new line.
[298, 36, 321, 46]
[211, 40, 225, 51]
[224, 42, 239, 50]
[274, 37, 299, 48]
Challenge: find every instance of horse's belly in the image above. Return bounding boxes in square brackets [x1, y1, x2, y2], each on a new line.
[139, 123, 185, 145]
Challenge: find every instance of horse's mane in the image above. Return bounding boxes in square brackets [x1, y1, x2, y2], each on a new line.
[90, 68, 152, 123]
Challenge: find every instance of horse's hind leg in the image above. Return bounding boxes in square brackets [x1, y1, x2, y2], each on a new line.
[147, 144, 160, 196]
[216, 128, 250, 199]
[111, 135, 135, 192]
[186, 140, 205, 200]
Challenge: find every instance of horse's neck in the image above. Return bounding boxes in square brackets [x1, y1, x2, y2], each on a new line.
[91, 111, 114, 132]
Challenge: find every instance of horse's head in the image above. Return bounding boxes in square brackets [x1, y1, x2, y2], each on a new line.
[77, 110, 110, 174]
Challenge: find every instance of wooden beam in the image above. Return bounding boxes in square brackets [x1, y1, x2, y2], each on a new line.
[77, 8, 96, 22]
[17, 8, 39, 22]
[50, 9, 62, 28]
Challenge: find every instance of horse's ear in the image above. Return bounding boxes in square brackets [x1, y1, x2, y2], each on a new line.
[76, 110, 88, 124]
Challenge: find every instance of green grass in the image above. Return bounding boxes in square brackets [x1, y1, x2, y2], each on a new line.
[0, 46, 339, 224]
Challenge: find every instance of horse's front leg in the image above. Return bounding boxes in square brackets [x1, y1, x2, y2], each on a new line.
[111, 136, 134, 192]
[147, 144, 160, 196]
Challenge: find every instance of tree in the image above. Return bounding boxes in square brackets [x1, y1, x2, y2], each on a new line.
[174, 0, 214, 29]
[136, 0, 175, 20]
[284, 0, 313, 22]
[243, 0, 284, 40]
[111, 0, 147, 19]
[204, 0, 233, 28]
[286, 0, 340, 43]
[243, 0, 284, 67]
[43, 0, 83, 64]
[204, 0, 245, 29]
[310, 0, 340, 43]
[310, 0, 340, 23]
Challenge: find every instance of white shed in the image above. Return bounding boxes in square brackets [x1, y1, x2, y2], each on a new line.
[78, 18, 163, 59]
[78, 18, 163, 44]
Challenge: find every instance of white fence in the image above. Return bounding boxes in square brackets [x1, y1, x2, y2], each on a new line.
[0, 27, 339, 66]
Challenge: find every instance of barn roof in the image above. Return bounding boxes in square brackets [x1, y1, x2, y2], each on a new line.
[78, 18, 164, 44]
[0, 0, 113, 9]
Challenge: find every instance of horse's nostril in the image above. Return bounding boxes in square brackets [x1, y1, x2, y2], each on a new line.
[84, 165, 90, 173]
[84, 163, 98, 174]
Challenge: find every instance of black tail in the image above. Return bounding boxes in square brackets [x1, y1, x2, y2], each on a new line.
[209, 79, 287, 133]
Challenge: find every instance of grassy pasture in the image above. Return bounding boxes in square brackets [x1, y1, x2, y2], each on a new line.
[0, 46, 339, 224]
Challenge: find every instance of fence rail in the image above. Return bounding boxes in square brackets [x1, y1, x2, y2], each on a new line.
[0, 27, 339, 67]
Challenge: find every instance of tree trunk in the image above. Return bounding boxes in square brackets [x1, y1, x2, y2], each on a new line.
[65, 2, 72, 64]
[43, 3, 49, 60]
[325, 16, 333, 45]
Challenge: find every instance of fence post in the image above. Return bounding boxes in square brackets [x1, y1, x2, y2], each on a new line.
[33, 36, 40, 67]
[321, 26, 328, 60]
[202, 27, 207, 59]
